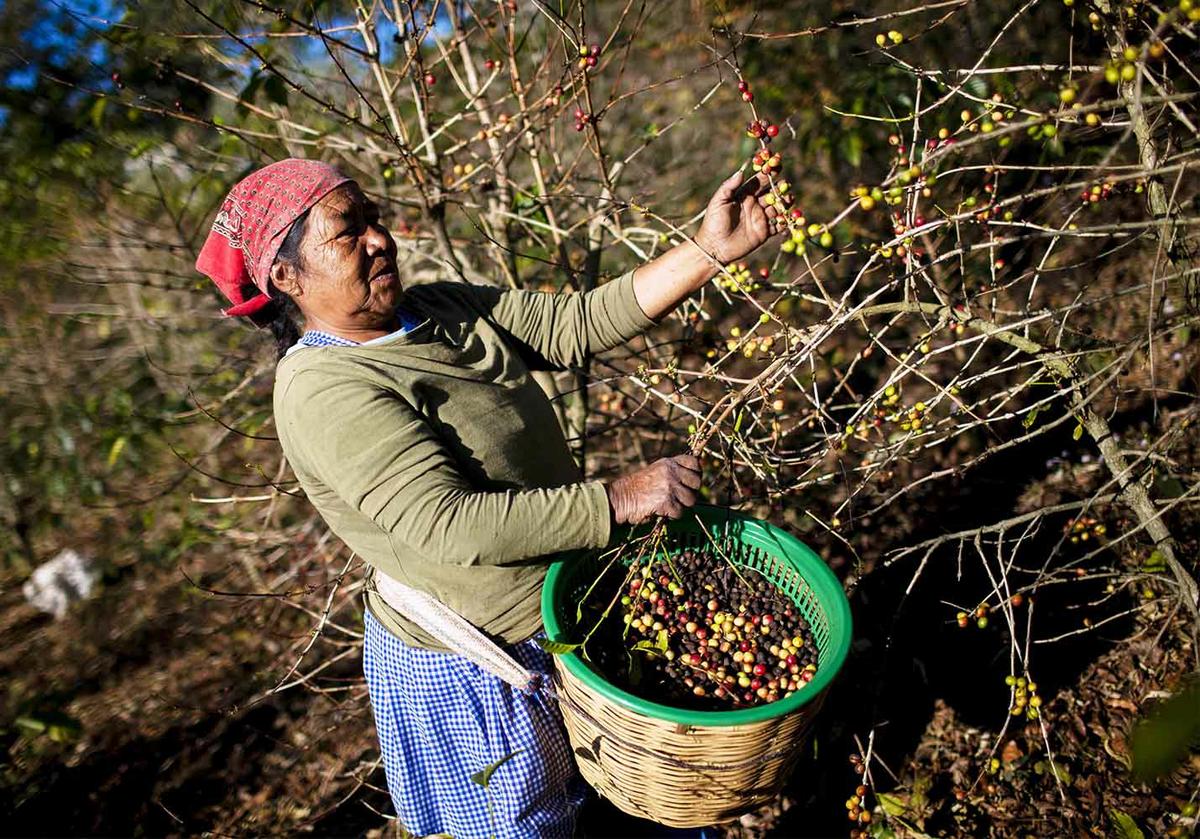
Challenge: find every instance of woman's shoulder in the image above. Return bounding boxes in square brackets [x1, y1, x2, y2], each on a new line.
[273, 347, 374, 414]
[275, 341, 357, 379]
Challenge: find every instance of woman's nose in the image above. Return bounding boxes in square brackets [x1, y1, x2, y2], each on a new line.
[364, 222, 394, 255]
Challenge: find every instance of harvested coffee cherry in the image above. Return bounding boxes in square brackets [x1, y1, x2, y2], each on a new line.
[580, 548, 820, 711]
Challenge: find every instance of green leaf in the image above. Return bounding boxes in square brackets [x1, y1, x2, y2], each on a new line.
[511, 190, 539, 213]
[89, 97, 107, 130]
[1109, 809, 1145, 839]
[1073, 424, 1084, 441]
[1143, 550, 1168, 573]
[1130, 676, 1200, 782]
[876, 792, 909, 818]
[911, 773, 931, 809]
[1085, 350, 1116, 375]
[129, 138, 155, 158]
[630, 632, 669, 657]
[534, 638, 581, 655]
[1033, 758, 1072, 784]
[14, 716, 47, 734]
[1023, 405, 1042, 429]
[470, 749, 521, 787]
[14, 710, 81, 741]
[840, 131, 863, 168]
[106, 435, 127, 469]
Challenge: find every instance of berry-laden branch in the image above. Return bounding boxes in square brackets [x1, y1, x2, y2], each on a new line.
[1092, 0, 1200, 310]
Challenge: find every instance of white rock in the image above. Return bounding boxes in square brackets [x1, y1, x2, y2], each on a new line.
[21, 549, 100, 619]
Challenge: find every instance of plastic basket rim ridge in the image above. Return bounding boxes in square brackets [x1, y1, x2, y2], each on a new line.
[541, 505, 853, 727]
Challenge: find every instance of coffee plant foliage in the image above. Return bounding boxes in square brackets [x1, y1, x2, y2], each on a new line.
[2, 0, 1199, 813]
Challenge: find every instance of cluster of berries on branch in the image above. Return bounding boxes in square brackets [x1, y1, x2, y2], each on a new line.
[578, 43, 600, 69]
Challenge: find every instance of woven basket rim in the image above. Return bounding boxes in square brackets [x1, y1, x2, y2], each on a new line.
[541, 504, 853, 727]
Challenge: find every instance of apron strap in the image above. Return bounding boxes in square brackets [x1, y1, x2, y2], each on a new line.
[372, 571, 547, 695]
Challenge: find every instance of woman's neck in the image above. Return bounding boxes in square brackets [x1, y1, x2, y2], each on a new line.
[303, 311, 399, 343]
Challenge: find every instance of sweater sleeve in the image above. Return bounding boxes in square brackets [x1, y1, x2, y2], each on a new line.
[279, 368, 613, 567]
[454, 269, 658, 370]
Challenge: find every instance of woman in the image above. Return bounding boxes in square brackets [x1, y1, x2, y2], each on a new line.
[196, 158, 779, 837]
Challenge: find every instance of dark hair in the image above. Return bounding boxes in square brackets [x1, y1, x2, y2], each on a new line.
[253, 210, 310, 359]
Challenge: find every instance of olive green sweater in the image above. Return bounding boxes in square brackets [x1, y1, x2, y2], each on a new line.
[273, 270, 656, 651]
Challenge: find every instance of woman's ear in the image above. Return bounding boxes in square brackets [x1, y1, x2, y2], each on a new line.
[269, 259, 302, 298]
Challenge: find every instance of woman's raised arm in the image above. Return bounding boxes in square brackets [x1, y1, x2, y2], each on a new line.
[445, 169, 781, 370]
[631, 169, 780, 320]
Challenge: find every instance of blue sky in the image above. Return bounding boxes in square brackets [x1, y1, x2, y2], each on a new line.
[4, 0, 116, 89]
[3, 0, 457, 102]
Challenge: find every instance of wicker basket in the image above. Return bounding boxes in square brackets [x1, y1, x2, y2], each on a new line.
[540, 506, 852, 828]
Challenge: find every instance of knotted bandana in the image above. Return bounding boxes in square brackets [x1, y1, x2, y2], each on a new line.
[196, 158, 351, 321]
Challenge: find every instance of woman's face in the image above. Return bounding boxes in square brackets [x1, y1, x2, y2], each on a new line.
[273, 181, 401, 331]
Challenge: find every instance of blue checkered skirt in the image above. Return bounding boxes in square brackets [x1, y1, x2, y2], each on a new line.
[363, 607, 588, 838]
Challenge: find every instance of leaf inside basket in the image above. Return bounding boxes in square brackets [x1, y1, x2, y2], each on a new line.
[630, 629, 670, 658]
[535, 638, 582, 655]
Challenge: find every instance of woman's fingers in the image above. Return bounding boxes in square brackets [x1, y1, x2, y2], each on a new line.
[672, 454, 701, 472]
[673, 461, 702, 489]
[671, 483, 697, 508]
[733, 171, 771, 202]
[712, 170, 745, 205]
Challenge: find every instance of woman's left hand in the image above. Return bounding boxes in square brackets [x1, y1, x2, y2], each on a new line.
[694, 170, 782, 265]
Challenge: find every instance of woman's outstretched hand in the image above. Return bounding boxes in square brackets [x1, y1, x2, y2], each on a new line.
[694, 170, 782, 266]
[605, 455, 702, 525]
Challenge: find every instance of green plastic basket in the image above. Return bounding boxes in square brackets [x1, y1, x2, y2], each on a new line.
[542, 504, 853, 726]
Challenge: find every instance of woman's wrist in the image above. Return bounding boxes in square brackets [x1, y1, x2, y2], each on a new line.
[690, 232, 725, 269]
[603, 480, 627, 526]
[678, 236, 723, 286]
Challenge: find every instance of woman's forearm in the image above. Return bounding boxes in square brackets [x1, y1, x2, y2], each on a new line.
[631, 237, 721, 322]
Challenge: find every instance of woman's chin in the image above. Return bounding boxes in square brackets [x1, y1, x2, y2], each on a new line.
[372, 281, 401, 308]
[369, 293, 404, 326]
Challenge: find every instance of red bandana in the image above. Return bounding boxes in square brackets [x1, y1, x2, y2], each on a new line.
[196, 158, 350, 321]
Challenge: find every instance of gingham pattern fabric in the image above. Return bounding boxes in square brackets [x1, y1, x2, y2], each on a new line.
[289, 308, 425, 352]
[363, 607, 587, 838]
[294, 329, 359, 349]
